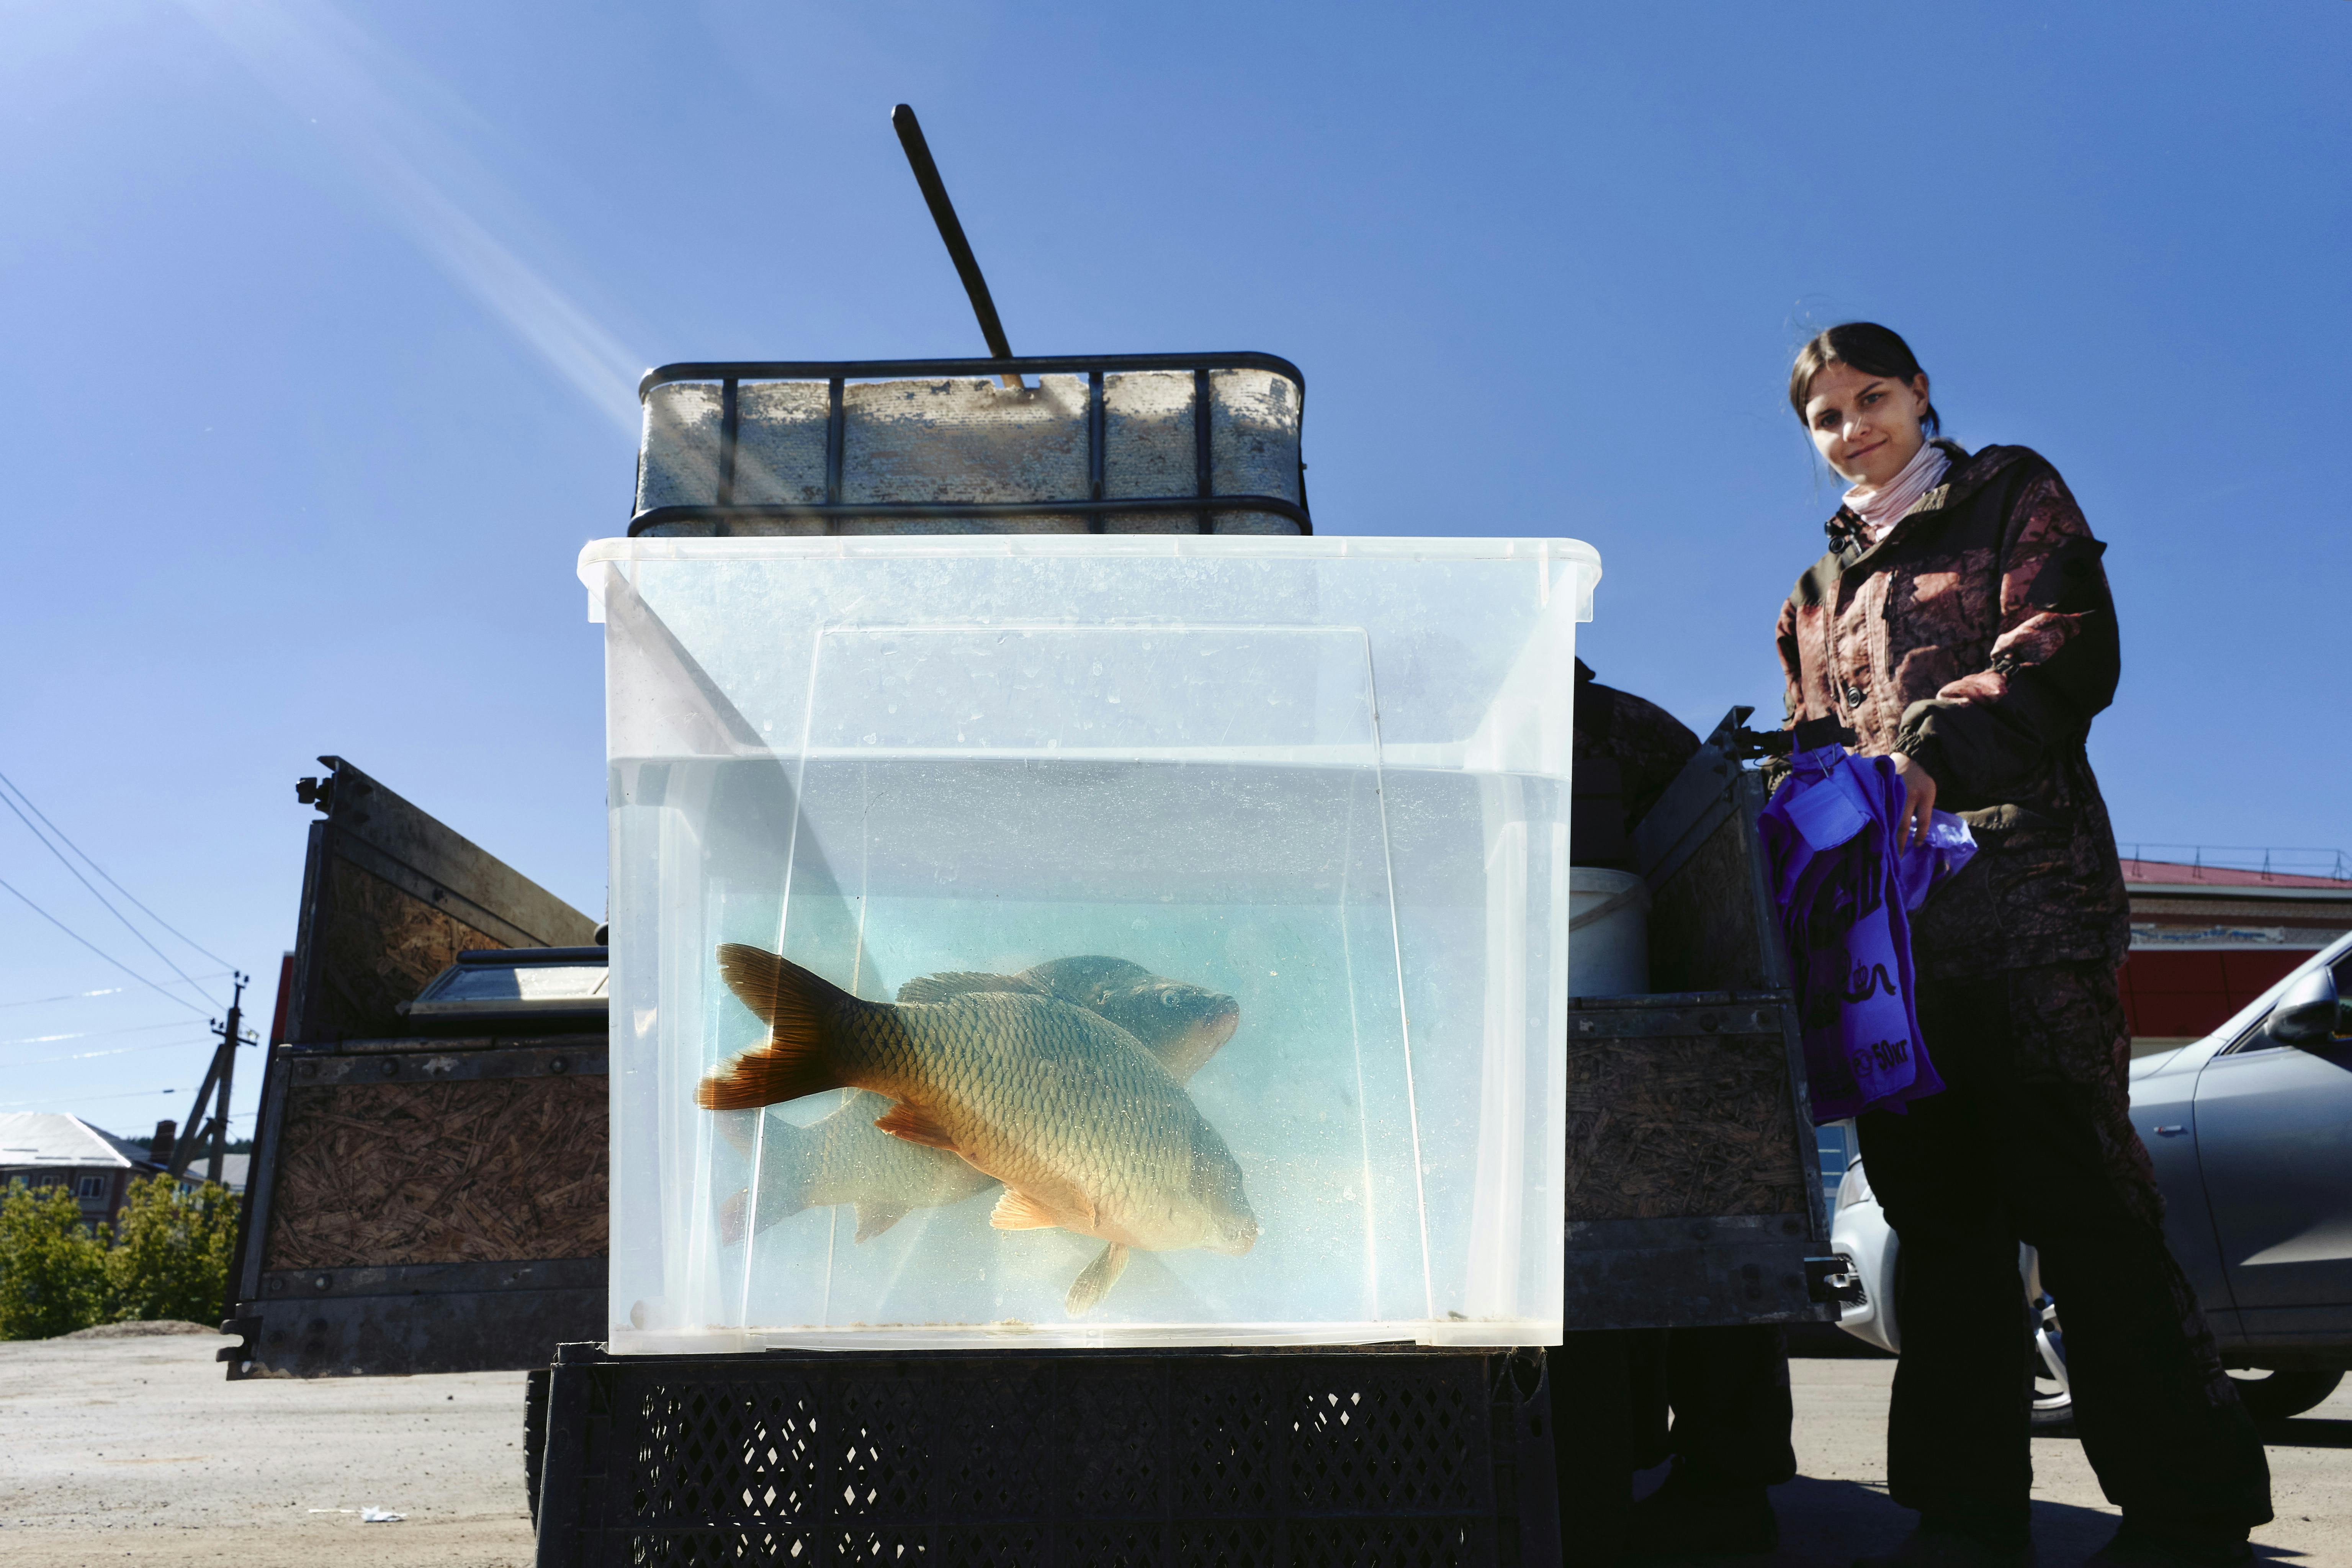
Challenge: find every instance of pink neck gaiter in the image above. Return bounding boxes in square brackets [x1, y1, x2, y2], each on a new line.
[1843, 440, 1950, 543]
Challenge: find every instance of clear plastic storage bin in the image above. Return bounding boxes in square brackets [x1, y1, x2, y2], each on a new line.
[583, 535, 1599, 1351]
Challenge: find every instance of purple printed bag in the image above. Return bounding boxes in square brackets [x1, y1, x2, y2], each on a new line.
[1758, 744, 1973, 1123]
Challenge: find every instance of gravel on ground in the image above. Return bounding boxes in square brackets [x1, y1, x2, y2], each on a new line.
[1672, 1358, 2352, 1566]
[0, 1330, 534, 1567]
[3, 1332, 2344, 1566]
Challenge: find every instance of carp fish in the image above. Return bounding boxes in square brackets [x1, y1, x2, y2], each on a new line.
[715, 1091, 994, 1248]
[899, 956, 1240, 1083]
[719, 957, 1240, 1252]
[704, 944, 1258, 1315]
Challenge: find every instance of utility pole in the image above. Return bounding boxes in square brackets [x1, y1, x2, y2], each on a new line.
[168, 972, 250, 1186]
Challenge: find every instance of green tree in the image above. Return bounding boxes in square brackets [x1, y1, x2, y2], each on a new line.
[0, 1182, 110, 1340]
[103, 1175, 238, 1328]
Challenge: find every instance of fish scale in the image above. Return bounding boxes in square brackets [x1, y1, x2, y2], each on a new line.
[881, 993, 1201, 1244]
[818, 989, 1210, 1249]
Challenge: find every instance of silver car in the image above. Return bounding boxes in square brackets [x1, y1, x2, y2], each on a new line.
[1829, 931, 2352, 1427]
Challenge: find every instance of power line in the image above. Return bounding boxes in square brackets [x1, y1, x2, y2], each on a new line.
[0, 973, 236, 1012]
[0, 771, 236, 968]
[0, 1086, 182, 1110]
[0, 875, 207, 1015]
[0, 770, 236, 968]
[10, 1038, 211, 1068]
[0, 1019, 195, 1051]
[0, 781, 219, 1006]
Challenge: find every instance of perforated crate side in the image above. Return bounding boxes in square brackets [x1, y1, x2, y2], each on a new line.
[532, 1346, 1557, 1568]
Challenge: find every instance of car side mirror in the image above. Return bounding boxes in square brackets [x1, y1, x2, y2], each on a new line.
[2265, 966, 2344, 1048]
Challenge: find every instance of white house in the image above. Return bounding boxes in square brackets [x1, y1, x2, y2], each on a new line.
[0, 1113, 166, 1231]
[0, 1115, 245, 1231]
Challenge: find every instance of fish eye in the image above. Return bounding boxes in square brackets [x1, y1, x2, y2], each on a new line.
[1160, 991, 1183, 1009]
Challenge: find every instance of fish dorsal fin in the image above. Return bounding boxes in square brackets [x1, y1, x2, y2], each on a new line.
[1064, 1242, 1131, 1317]
[699, 945, 860, 1110]
[896, 971, 1046, 1005]
[873, 1102, 958, 1152]
[990, 1188, 1062, 1231]
[1021, 956, 1153, 1005]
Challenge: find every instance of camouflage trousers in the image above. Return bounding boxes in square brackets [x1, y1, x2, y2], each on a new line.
[1856, 961, 2272, 1546]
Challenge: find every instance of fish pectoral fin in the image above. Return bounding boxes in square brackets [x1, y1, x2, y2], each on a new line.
[873, 1102, 959, 1153]
[990, 1188, 1063, 1231]
[852, 1203, 909, 1243]
[718, 1189, 749, 1247]
[1065, 1243, 1131, 1317]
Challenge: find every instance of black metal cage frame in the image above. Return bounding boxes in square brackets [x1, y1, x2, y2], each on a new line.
[630, 352, 1312, 537]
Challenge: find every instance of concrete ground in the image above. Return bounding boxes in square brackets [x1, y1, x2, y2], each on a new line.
[2, 1329, 2345, 1566]
[1705, 1358, 2352, 1566]
[0, 1325, 536, 1566]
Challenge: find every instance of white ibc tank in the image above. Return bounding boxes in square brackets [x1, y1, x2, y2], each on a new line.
[1568, 867, 1651, 998]
[635, 367, 1307, 535]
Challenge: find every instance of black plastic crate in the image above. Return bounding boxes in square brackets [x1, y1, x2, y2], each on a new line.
[531, 1343, 1557, 1567]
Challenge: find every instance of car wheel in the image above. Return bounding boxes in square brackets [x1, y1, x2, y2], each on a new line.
[2227, 1367, 2344, 1422]
[2028, 1292, 2074, 1433]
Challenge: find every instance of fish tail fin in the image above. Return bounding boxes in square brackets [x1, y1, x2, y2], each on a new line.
[852, 1203, 909, 1243]
[712, 1108, 761, 1161]
[700, 945, 862, 1109]
[718, 1114, 819, 1244]
[1065, 1242, 1131, 1317]
[751, 1112, 818, 1214]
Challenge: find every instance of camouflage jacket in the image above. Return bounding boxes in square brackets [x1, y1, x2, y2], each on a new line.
[1773, 441, 2131, 979]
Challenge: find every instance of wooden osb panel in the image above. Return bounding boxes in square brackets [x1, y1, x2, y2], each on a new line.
[1647, 813, 1775, 994]
[1564, 1032, 1807, 1221]
[314, 855, 508, 1040]
[263, 1075, 606, 1269]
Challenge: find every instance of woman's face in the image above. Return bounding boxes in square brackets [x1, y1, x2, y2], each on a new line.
[1802, 362, 1932, 488]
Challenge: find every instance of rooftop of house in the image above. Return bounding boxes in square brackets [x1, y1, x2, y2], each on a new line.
[2123, 857, 2352, 893]
[0, 1113, 159, 1172]
[191, 1152, 249, 1193]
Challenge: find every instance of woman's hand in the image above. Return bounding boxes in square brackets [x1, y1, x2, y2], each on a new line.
[1889, 751, 1938, 854]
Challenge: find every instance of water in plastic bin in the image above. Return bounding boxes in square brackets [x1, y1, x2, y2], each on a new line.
[589, 536, 1598, 1351]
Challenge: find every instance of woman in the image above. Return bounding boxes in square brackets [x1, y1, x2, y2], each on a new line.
[1773, 324, 2271, 1568]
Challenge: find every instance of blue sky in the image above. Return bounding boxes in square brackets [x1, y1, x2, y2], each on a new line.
[3, 0, 2345, 1142]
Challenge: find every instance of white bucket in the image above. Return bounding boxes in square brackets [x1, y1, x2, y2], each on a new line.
[1569, 867, 1651, 997]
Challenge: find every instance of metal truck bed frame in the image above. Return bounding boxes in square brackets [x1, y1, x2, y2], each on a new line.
[221, 758, 604, 1377]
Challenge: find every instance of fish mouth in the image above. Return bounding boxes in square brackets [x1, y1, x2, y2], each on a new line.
[1159, 1005, 1241, 1079]
[1209, 1216, 1259, 1256]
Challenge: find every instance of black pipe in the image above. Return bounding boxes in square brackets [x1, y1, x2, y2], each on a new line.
[891, 104, 1017, 381]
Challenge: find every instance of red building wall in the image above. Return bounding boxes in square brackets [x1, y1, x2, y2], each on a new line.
[2118, 948, 2309, 1042]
